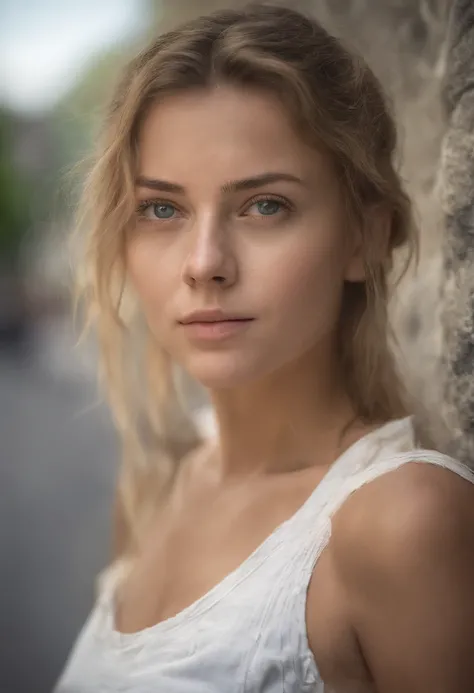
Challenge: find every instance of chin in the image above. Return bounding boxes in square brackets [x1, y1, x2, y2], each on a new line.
[183, 351, 267, 391]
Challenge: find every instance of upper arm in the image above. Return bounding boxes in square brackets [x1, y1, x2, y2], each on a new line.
[332, 462, 474, 693]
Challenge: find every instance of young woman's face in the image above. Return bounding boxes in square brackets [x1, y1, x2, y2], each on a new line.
[127, 85, 364, 389]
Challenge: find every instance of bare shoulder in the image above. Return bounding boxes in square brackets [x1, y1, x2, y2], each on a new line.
[332, 460, 474, 570]
[327, 460, 474, 691]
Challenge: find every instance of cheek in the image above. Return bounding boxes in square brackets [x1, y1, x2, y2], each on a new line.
[125, 237, 173, 324]
[263, 235, 346, 334]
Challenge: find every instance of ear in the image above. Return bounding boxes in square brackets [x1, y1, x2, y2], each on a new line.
[344, 204, 392, 283]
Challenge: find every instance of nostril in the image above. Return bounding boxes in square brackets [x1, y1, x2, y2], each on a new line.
[212, 275, 226, 284]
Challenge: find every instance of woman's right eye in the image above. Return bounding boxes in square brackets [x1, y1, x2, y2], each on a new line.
[137, 201, 177, 220]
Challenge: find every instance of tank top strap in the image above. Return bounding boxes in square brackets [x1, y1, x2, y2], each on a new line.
[292, 444, 474, 586]
[321, 448, 474, 522]
[287, 416, 415, 531]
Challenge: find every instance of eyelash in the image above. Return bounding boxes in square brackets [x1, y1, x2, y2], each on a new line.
[135, 194, 294, 220]
[243, 194, 293, 216]
[136, 199, 179, 216]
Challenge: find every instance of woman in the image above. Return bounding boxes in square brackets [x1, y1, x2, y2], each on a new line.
[55, 3, 474, 692]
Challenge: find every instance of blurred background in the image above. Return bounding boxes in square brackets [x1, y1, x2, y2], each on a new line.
[0, 1, 450, 691]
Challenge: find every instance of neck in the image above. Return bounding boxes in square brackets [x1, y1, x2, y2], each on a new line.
[209, 343, 360, 480]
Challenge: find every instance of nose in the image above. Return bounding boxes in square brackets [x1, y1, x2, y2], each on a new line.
[182, 213, 237, 289]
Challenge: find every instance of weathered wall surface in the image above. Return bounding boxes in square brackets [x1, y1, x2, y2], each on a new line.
[436, 0, 474, 462]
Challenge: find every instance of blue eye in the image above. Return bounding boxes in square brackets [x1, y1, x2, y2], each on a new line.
[254, 199, 281, 216]
[150, 203, 175, 219]
[138, 201, 177, 220]
[244, 197, 291, 219]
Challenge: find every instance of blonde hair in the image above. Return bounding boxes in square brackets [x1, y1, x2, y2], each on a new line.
[76, 3, 418, 554]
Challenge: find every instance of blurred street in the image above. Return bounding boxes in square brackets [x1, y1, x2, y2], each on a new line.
[0, 317, 116, 693]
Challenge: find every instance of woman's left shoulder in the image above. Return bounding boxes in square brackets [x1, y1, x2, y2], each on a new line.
[331, 456, 474, 588]
[325, 457, 474, 689]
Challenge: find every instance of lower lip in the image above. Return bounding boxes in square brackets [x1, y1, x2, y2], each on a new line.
[180, 319, 254, 341]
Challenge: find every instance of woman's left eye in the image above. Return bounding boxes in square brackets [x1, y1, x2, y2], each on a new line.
[244, 198, 289, 217]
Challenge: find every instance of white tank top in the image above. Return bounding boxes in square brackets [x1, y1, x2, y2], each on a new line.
[54, 417, 474, 692]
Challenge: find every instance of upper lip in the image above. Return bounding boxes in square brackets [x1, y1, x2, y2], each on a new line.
[179, 310, 253, 324]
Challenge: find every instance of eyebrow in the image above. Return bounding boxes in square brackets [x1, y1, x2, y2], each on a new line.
[135, 172, 304, 194]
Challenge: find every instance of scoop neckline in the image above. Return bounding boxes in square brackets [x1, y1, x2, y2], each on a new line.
[106, 416, 412, 646]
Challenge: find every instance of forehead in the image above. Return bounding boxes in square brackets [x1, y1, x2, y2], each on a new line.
[136, 85, 331, 183]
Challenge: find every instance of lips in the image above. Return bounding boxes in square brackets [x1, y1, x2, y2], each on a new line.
[178, 314, 254, 341]
[182, 318, 252, 324]
[179, 310, 253, 325]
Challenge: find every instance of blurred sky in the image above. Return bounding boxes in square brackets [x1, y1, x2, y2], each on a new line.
[0, 0, 151, 114]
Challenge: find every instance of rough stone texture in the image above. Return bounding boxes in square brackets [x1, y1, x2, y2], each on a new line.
[437, 0, 474, 462]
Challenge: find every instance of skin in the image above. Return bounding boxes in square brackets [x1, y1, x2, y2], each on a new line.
[120, 85, 474, 692]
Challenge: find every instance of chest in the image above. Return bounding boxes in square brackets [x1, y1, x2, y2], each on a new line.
[115, 473, 314, 632]
[114, 475, 371, 690]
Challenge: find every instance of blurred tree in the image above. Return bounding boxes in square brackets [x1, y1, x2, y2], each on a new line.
[0, 109, 31, 268]
[0, 108, 36, 347]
